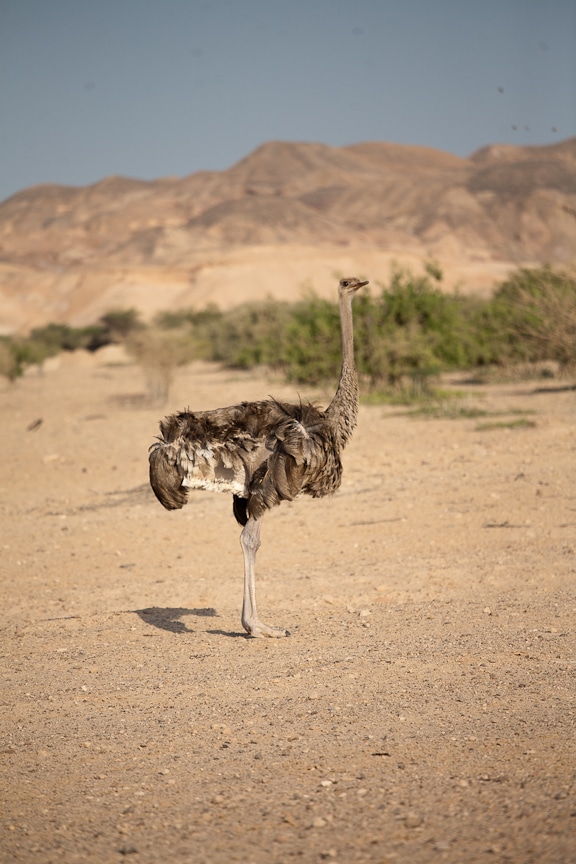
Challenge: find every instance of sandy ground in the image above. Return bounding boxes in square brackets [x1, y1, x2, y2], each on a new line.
[1, 353, 575, 864]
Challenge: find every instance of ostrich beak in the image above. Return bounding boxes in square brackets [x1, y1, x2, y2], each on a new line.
[354, 280, 369, 291]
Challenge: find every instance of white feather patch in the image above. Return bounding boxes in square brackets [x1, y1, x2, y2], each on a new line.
[181, 476, 245, 495]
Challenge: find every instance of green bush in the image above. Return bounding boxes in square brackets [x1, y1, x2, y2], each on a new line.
[355, 267, 475, 388]
[0, 339, 21, 381]
[203, 300, 292, 371]
[283, 293, 342, 383]
[490, 267, 576, 369]
[4, 265, 574, 392]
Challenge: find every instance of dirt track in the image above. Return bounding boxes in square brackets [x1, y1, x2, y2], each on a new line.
[1, 355, 575, 863]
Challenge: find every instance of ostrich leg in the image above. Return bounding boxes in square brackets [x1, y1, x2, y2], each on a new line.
[240, 517, 289, 638]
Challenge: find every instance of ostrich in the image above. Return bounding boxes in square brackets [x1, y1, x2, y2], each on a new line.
[149, 276, 368, 637]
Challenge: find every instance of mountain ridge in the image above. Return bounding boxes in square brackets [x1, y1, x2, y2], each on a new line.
[1, 137, 575, 333]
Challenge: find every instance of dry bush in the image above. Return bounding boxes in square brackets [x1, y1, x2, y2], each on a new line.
[515, 287, 576, 373]
[125, 327, 196, 405]
[0, 341, 19, 382]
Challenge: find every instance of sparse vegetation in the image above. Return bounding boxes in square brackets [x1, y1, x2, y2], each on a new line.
[475, 418, 537, 431]
[124, 326, 196, 405]
[0, 339, 21, 382]
[490, 266, 576, 372]
[2, 265, 575, 402]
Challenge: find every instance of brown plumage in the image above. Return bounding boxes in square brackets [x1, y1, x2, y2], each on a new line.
[149, 276, 368, 637]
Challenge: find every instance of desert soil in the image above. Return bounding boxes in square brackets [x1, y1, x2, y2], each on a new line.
[1, 353, 575, 864]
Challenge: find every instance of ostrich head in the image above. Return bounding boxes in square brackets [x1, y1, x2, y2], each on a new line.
[338, 277, 369, 296]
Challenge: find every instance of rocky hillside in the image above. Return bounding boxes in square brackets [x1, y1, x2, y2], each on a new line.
[1, 138, 575, 333]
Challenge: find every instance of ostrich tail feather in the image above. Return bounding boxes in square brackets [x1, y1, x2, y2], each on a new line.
[149, 442, 188, 511]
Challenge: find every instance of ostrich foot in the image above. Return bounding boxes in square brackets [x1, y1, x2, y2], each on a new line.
[242, 617, 290, 638]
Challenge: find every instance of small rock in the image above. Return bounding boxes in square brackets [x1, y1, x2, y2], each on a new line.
[405, 811, 423, 828]
[312, 817, 327, 828]
[357, 788, 368, 797]
[320, 780, 333, 787]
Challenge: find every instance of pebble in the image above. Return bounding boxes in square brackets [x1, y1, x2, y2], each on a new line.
[320, 780, 333, 787]
[405, 812, 423, 828]
[312, 817, 327, 828]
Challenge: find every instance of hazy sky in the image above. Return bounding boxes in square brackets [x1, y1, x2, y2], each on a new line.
[1, 0, 575, 202]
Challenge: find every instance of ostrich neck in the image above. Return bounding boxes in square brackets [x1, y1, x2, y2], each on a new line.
[326, 292, 358, 447]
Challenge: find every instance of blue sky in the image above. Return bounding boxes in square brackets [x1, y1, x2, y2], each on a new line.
[1, 0, 575, 202]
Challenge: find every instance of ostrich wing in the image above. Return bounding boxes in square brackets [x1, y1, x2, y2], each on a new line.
[151, 402, 273, 499]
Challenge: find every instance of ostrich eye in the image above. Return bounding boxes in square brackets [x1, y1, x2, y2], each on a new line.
[342, 281, 349, 287]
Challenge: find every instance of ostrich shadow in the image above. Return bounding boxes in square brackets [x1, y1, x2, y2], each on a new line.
[135, 606, 219, 634]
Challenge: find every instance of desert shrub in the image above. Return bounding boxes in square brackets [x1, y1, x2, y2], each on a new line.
[206, 300, 292, 370]
[283, 293, 342, 384]
[8, 264, 572, 397]
[154, 301, 291, 370]
[490, 266, 576, 370]
[125, 326, 197, 405]
[23, 311, 141, 356]
[282, 265, 483, 390]
[276, 264, 576, 391]
[97, 308, 143, 344]
[27, 322, 106, 354]
[154, 304, 222, 331]
[0, 339, 21, 382]
[356, 266, 478, 388]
